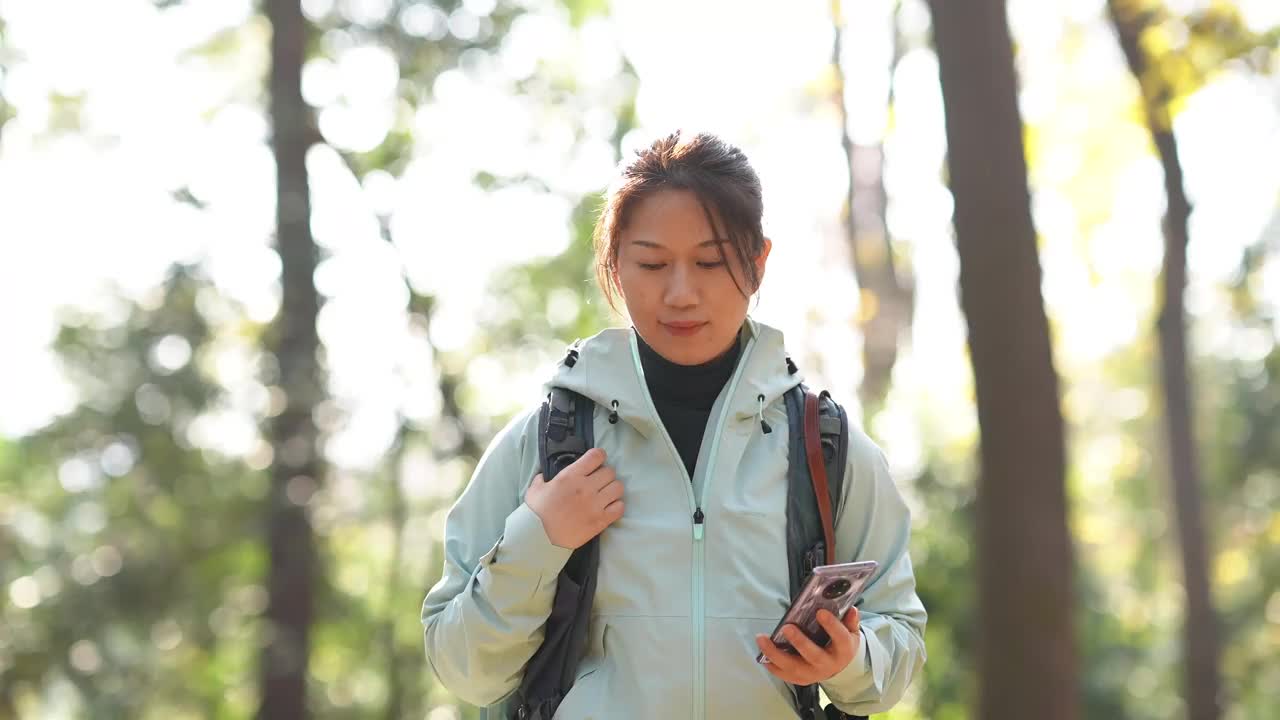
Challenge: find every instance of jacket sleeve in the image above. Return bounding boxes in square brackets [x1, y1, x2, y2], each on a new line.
[420, 408, 574, 708]
[819, 429, 928, 715]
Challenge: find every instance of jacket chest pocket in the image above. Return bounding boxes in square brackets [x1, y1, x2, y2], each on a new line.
[704, 435, 792, 619]
[714, 431, 789, 524]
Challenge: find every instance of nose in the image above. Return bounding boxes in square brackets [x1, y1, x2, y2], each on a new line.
[663, 263, 698, 309]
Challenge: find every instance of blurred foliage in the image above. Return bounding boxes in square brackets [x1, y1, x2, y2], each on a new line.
[1111, 0, 1279, 128]
[486, 193, 617, 350]
[904, 457, 977, 720]
[0, 267, 268, 718]
[308, 0, 526, 179]
[563, 0, 610, 27]
[1204, 224, 1280, 717]
[0, 0, 634, 716]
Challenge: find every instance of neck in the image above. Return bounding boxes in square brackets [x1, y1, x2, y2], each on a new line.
[634, 327, 743, 408]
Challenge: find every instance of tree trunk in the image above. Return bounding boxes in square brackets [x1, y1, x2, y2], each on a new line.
[260, 1, 321, 719]
[927, 1, 1079, 718]
[831, 0, 914, 423]
[1107, 4, 1221, 718]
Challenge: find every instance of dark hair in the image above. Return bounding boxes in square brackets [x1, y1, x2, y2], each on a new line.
[592, 130, 765, 311]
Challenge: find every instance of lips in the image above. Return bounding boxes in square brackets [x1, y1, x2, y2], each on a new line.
[661, 321, 707, 336]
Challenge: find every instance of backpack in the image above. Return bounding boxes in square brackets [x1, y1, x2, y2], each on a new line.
[511, 352, 866, 720]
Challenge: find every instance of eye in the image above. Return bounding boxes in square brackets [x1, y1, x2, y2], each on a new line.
[638, 263, 666, 270]
[697, 261, 725, 269]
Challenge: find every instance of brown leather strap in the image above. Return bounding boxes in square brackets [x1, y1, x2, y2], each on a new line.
[803, 390, 836, 566]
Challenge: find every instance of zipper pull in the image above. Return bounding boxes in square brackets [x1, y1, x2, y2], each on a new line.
[693, 507, 704, 540]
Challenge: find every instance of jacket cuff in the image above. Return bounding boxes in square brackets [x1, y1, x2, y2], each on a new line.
[482, 502, 574, 579]
[820, 625, 875, 703]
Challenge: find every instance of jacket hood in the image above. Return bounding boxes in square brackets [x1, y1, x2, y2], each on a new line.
[544, 317, 804, 439]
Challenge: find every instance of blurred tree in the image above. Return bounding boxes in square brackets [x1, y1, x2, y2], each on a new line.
[306, 0, 528, 181]
[288, 0, 636, 716]
[486, 190, 623, 353]
[927, 1, 1078, 718]
[1214, 217, 1280, 718]
[260, 1, 323, 719]
[1106, 2, 1220, 718]
[0, 267, 268, 719]
[830, 0, 915, 425]
[1102, 6, 1280, 719]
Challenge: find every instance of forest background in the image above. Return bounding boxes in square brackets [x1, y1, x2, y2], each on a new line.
[1, 0, 1278, 718]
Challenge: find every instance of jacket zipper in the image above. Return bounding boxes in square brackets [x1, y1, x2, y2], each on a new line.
[629, 332, 756, 720]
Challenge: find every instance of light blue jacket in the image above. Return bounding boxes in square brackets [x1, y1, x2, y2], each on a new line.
[422, 318, 926, 719]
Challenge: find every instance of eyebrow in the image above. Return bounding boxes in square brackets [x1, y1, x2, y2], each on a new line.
[631, 238, 729, 248]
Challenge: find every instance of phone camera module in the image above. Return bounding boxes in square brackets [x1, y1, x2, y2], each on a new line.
[822, 578, 852, 600]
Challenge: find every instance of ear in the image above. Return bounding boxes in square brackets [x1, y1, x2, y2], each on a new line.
[753, 236, 772, 290]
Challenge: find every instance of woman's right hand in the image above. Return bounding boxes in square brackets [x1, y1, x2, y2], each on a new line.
[525, 448, 625, 550]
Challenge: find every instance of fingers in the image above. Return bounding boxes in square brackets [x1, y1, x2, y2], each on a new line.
[781, 624, 828, 667]
[755, 634, 800, 674]
[842, 606, 861, 634]
[757, 612, 860, 686]
[760, 656, 790, 681]
[586, 464, 617, 493]
[818, 609, 855, 659]
[585, 467, 624, 527]
[596, 475, 625, 505]
[601, 499, 625, 525]
[569, 447, 606, 475]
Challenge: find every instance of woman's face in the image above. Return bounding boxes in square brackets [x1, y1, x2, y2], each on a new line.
[614, 189, 770, 366]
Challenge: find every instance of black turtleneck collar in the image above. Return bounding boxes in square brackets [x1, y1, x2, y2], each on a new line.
[635, 327, 743, 411]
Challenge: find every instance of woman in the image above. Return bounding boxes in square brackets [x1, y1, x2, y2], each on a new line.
[421, 131, 926, 719]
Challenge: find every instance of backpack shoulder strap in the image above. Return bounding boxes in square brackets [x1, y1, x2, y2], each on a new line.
[784, 382, 858, 720]
[514, 383, 597, 720]
[783, 384, 849, 594]
[802, 389, 837, 565]
[538, 386, 594, 480]
[816, 389, 849, 536]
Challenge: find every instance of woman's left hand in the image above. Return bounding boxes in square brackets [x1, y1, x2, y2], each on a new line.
[755, 607, 861, 685]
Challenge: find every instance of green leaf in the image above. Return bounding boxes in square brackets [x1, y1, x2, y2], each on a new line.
[562, 0, 609, 27]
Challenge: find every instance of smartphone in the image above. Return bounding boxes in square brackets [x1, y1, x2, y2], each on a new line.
[756, 560, 878, 664]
